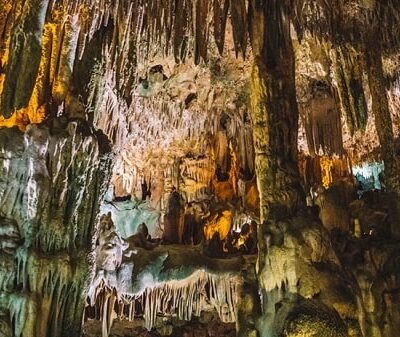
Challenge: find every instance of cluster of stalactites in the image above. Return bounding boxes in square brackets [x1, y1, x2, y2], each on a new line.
[299, 81, 345, 157]
[292, 0, 400, 51]
[93, 93, 210, 156]
[0, 0, 249, 122]
[0, 0, 84, 124]
[86, 270, 241, 337]
[2, 0, 400, 123]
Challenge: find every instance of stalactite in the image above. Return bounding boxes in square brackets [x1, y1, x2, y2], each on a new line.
[222, 109, 255, 179]
[179, 156, 215, 201]
[86, 269, 241, 334]
[299, 81, 344, 156]
[1, 0, 399, 127]
[320, 156, 334, 189]
[0, 0, 13, 64]
[230, 0, 247, 58]
[214, 130, 229, 175]
[369, 0, 400, 53]
[293, 0, 340, 42]
[1, 0, 50, 118]
[228, 141, 239, 195]
[193, 0, 211, 64]
[332, 45, 368, 135]
[173, 0, 189, 62]
[52, 14, 80, 104]
[213, 0, 229, 55]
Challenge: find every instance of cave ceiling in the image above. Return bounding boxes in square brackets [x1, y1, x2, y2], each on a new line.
[1, 0, 400, 197]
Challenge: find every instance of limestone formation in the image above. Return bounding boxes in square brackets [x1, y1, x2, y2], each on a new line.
[0, 122, 111, 337]
[0, 1, 400, 337]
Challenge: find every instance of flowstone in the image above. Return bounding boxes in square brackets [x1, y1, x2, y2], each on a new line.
[0, 121, 111, 337]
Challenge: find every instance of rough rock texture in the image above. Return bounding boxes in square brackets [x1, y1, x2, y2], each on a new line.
[256, 185, 400, 337]
[246, 2, 400, 337]
[0, 122, 111, 337]
[2, 0, 400, 224]
[100, 199, 161, 239]
[257, 213, 361, 337]
[332, 231, 400, 337]
[249, 0, 306, 224]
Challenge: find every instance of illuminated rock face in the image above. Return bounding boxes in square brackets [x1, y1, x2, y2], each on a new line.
[0, 122, 111, 337]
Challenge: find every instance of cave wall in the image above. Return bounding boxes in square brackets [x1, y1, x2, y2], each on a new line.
[0, 123, 111, 337]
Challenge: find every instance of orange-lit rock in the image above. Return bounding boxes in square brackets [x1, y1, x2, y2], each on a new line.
[320, 156, 334, 189]
[212, 180, 235, 202]
[204, 210, 232, 241]
[245, 182, 259, 211]
[0, 109, 29, 131]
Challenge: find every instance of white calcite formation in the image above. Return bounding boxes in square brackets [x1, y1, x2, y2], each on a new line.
[87, 269, 241, 337]
[0, 122, 111, 337]
[86, 217, 243, 337]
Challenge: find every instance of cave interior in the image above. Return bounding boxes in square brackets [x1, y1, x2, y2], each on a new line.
[0, 1, 400, 337]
